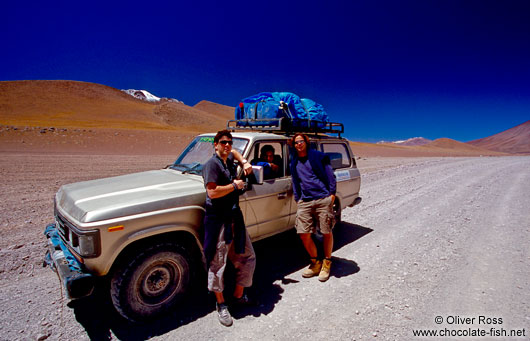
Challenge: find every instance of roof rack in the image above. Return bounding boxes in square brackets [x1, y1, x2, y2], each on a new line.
[227, 117, 344, 137]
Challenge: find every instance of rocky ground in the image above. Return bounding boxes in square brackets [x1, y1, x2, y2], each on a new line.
[0, 154, 528, 340]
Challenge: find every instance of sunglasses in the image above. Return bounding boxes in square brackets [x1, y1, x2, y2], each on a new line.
[294, 140, 305, 145]
[219, 140, 233, 146]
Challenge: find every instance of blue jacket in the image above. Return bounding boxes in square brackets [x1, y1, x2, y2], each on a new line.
[290, 148, 336, 202]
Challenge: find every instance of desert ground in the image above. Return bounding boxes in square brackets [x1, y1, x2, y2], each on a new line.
[0, 80, 528, 340]
[0, 146, 528, 340]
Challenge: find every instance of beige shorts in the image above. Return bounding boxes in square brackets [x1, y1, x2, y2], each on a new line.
[295, 196, 335, 234]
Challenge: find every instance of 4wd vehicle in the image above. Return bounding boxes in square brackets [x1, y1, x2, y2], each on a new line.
[44, 121, 361, 322]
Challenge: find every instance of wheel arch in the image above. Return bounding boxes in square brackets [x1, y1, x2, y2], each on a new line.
[108, 228, 205, 278]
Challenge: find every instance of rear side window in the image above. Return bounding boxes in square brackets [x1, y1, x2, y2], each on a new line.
[320, 143, 351, 169]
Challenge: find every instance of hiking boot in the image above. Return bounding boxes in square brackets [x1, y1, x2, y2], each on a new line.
[216, 303, 233, 327]
[302, 259, 322, 278]
[232, 293, 258, 307]
[319, 258, 332, 282]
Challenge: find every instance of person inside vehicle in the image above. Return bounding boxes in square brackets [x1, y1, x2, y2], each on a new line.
[252, 145, 282, 179]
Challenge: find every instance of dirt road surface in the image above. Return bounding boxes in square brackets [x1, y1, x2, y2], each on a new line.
[0, 155, 528, 340]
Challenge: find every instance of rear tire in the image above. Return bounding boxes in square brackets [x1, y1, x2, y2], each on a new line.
[110, 242, 191, 322]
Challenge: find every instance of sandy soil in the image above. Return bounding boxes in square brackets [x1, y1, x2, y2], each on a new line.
[0, 152, 528, 340]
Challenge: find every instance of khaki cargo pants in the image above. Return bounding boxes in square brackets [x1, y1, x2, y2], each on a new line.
[295, 195, 335, 234]
[207, 225, 256, 292]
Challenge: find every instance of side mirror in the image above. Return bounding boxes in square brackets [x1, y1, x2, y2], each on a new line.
[249, 165, 264, 185]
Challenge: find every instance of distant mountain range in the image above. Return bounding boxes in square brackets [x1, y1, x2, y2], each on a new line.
[378, 137, 432, 146]
[0, 80, 233, 132]
[0, 80, 528, 155]
[121, 89, 183, 104]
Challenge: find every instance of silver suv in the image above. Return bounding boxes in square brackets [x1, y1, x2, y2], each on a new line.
[44, 129, 361, 321]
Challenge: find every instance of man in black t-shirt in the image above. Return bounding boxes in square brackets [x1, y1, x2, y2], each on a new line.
[202, 130, 256, 327]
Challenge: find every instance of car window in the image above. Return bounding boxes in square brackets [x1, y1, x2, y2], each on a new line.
[250, 141, 285, 179]
[320, 143, 351, 169]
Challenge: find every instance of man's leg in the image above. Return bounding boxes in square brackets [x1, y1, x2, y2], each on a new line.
[214, 292, 226, 304]
[296, 200, 322, 277]
[299, 233, 318, 258]
[299, 233, 322, 278]
[317, 196, 335, 282]
[322, 232, 333, 259]
[207, 226, 233, 326]
[229, 230, 256, 305]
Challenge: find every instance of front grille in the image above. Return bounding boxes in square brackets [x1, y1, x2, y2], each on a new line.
[55, 213, 69, 242]
[55, 210, 79, 247]
[53, 205, 100, 258]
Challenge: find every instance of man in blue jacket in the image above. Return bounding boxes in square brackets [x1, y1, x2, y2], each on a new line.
[290, 133, 336, 282]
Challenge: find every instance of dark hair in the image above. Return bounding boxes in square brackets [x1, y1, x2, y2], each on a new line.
[260, 144, 275, 156]
[288, 133, 310, 147]
[214, 130, 233, 143]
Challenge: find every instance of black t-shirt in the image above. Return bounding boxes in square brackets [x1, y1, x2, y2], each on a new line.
[202, 153, 239, 210]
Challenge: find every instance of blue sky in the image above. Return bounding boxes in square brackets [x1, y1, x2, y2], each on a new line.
[2, 1, 529, 142]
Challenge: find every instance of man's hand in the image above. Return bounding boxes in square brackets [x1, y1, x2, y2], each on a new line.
[234, 179, 245, 190]
[270, 163, 279, 173]
[231, 149, 253, 176]
[243, 162, 253, 176]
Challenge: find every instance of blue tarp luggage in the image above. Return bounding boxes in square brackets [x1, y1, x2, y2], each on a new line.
[235, 92, 329, 128]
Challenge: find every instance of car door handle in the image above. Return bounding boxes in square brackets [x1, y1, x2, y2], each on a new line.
[277, 192, 287, 199]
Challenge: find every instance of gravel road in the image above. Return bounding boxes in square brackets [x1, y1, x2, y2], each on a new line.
[0, 155, 528, 340]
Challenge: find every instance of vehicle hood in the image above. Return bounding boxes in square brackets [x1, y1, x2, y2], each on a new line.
[55, 169, 206, 223]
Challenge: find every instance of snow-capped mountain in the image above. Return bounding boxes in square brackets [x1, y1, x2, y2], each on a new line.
[394, 137, 432, 146]
[121, 89, 182, 104]
[377, 137, 432, 146]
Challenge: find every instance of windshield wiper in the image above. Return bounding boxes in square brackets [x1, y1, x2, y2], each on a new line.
[170, 162, 202, 174]
[168, 163, 188, 171]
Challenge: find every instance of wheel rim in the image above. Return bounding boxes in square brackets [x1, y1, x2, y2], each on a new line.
[143, 267, 171, 296]
[138, 260, 182, 305]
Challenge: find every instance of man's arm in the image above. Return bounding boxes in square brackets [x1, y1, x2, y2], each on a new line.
[291, 163, 301, 202]
[324, 163, 336, 204]
[231, 149, 253, 176]
[206, 180, 245, 199]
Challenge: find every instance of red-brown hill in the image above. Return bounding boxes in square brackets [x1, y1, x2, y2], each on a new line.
[421, 138, 508, 156]
[350, 138, 508, 157]
[467, 120, 530, 154]
[0, 80, 228, 132]
[193, 100, 234, 122]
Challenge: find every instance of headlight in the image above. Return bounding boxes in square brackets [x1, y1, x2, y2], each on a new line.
[78, 232, 99, 257]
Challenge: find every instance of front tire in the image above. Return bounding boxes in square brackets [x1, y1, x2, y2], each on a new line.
[110, 242, 191, 322]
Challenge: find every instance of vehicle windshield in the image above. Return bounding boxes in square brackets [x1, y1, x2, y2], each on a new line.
[170, 136, 248, 175]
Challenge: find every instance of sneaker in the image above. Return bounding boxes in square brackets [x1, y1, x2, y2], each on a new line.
[232, 293, 257, 307]
[318, 258, 332, 282]
[302, 259, 322, 278]
[216, 303, 233, 327]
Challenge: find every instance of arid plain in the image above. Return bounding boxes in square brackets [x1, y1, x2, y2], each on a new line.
[0, 80, 528, 340]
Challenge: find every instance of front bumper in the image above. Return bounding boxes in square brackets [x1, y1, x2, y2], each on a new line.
[44, 223, 95, 300]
